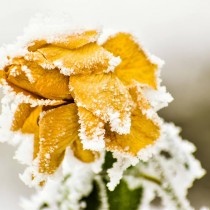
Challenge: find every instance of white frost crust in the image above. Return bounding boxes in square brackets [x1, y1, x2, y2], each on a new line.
[104, 55, 121, 73]
[143, 86, 173, 111]
[0, 80, 62, 107]
[21, 65, 35, 83]
[107, 108, 131, 135]
[107, 151, 139, 191]
[78, 116, 105, 152]
[53, 60, 74, 76]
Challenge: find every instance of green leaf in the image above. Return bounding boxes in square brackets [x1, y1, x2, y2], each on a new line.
[107, 179, 143, 210]
[102, 151, 116, 171]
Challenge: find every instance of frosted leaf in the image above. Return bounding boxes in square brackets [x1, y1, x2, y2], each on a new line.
[107, 151, 139, 191]
[125, 122, 205, 210]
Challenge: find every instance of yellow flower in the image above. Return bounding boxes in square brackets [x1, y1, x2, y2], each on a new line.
[0, 30, 160, 177]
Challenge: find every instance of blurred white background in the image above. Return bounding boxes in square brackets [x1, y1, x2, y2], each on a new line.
[0, 0, 210, 209]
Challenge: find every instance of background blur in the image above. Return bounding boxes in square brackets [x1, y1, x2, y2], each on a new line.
[0, 0, 209, 209]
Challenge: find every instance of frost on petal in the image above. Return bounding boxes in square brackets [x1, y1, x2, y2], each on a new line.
[48, 30, 99, 49]
[11, 103, 34, 131]
[103, 32, 158, 89]
[107, 151, 139, 191]
[0, 78, 65, 107]
[27, 30, 99, 52]
[38, 104, 80, 174]
[21, 106, 43, 159]
[129, 84, 151, 112]
[105, 108, 160, 156]
[36, 43, 115, 76]
[5, 58, 72, 100]
[71, 138, 99, 163]
[70, 73, 133, 134]
[77, 107, 105, 151]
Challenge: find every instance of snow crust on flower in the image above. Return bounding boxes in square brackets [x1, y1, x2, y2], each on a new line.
[53, 60, 74, 76]
[0, 13, 101, 69]
[21, 149, 105, 210]
[143, 86, 173, 111]
[104, 55, 121, 73]
[21, 65, 35, 83]
[107, 108, 131, 135]
[79, 120, 105, 151]
[0, 80, 63, 107]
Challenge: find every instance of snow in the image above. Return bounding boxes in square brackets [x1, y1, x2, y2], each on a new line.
[104, 55, 121, 73]
[143, 86, 173, 111]
[21, 65, 35, 83]
[107, 151, 139, 191]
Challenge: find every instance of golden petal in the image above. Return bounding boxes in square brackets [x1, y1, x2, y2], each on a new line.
[22, 106, 43, 159]
[77, 107, 105, 150]
[6, 58, 72, 100]
[105, 109, 160, 156]
[27, 40, 48, 52]
[38, 104, 79, 174]
[5, 80, 65, 106]
[50, 30, 99, 49]
[70, 73, 133, 134]
[71, 138, 98, 163]
[129, 84, 151, 111]
[36, 43, 113, 75]
[27, 30, 99, 51]
[11, 103, 34, 131]
[103, 33, 158, 89]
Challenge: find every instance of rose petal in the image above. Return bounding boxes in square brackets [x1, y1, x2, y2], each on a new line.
[38, 104, 79, 174]
[105, 108, 160, 155]
[70, 73, 133, 134]
[103, 33, 158, 89]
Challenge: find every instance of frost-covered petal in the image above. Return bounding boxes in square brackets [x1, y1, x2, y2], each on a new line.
[129, 84, 151, 111]
[11, 103, 34, 131]
[77, 107, 105, 151]
[70, 73, 133, 134]
[6, 58, 72, 100]
[22, 106, 43, 159]
[105, 109, 160, 155]
[27, 30, 99, 51]
[36, 43, 115, 76]
[71, 138, 98, 163]
[103, 33, 158, 89]
[38, 104, 79, 174]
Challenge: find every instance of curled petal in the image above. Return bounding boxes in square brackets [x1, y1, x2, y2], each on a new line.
[71, 138, 98, 163]
[105, 109, 160, 156]
[35, 43, 115, 76]
[78, 107, 105, 151]
[103, 33, 158, 89]
[70, 73, 133, 134]
[11, 103, 34, 131]
[129, 84, 151, 111]
[6, 58, 72, 100]
[21, 106, 43, 159]
[27, 30, 99, 51]
[38, 104, 79, 174]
